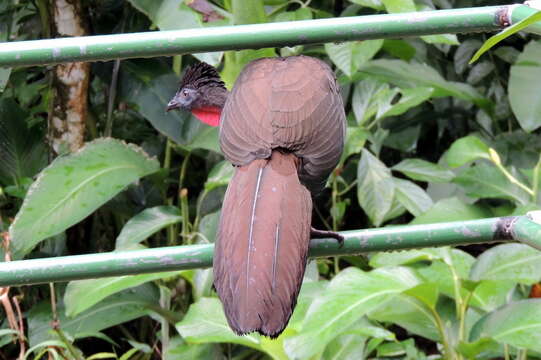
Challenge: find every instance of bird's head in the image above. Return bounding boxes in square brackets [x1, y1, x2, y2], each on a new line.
[166, 62, 228, 127]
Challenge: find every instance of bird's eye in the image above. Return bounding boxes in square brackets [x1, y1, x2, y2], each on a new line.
[181, 89, 189, 97]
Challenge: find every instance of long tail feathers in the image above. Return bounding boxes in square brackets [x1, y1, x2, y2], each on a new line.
[213, 151, 312, 338]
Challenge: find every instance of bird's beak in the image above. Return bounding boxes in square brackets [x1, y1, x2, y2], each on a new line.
[166, 97, 180, 112]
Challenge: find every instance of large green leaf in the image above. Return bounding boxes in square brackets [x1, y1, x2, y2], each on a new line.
[469, 280, 516, 312]
[64, 271, 181, 317]
[322, 333, 367, 360]
[369, 293, 440, 341]
[392, 158, 454, 183]
[411, 197, 491, 225]
[360, 60, 490, 110]
[453, 163, 530, 205]
[351, 78, 388, 125]
[28, 283, 159, 346]
[445, 135, 490, 168]
[469, 299, 541, 352]
[9, 138, 159, 259]
[115, 205, 182, 249]
[325, 40, 383, 77]
[175, 297, 262, 350]
[120, 60, 220, 152]
[357, 149, 395, 226]
[508, 40, 541, 132]
[283, 267, 420, 359]
[470, 243, 541, 284]
[0, 98, 47, 185]
[377, 87, 433, 119]
[393, 178, 433, 216]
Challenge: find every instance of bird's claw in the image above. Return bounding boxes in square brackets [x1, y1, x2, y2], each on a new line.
[310, 228, 345, 248]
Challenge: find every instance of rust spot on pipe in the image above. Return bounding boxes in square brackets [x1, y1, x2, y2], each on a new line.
[493, 216, 517, 241]
[495, 6, 511, 28]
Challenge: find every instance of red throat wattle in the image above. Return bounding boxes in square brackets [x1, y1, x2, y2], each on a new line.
[191, 106, 221, 127]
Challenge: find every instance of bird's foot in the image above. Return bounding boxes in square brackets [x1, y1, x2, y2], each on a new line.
[310, 228, 344, 248]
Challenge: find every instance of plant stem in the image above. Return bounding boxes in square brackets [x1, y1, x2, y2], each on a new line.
[159, 286, 171, 357]
[532, 152, 541, 201]
[517, 349, 527, 360]
[458, 291, 473, 344]
[489, 149, 534, 196]
[173, 55, 182, 76]
[337, 180, 357, 197]
[429, 306, 454, 360]
[504, 344, 510, 360]
[163, 140, 176, 245]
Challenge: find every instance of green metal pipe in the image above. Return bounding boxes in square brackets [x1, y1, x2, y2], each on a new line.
[0, 5, 538, 67]
[511, 4, 541, 35]
[1, 215, 540, 287]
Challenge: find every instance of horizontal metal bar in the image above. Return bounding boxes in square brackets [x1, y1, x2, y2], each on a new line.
[1, 215, 540, 287]
[0, 5, 536, 67]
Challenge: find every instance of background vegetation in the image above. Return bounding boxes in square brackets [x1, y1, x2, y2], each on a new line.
[1, 0, 541, 359]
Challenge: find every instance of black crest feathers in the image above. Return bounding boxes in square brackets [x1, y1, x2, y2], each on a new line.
[179, 62, 225, 91]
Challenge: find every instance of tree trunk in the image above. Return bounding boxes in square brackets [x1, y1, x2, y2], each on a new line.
[49, 0, 90, 154]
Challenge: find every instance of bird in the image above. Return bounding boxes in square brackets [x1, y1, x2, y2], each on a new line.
[167, 55, 346, 338]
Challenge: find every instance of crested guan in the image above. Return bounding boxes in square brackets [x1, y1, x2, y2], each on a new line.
[167, 55, 345, 338]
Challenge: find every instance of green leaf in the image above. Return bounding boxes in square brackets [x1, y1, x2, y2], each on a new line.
[469, 11, 541, 64]
[377, 87, 433, 119]
[411, 197, 491, 225]
[469, 299, 541, 352]
[64, 271, 181, 317]
[127, 0, 227, 65]
[165, 337, 221, 360]
[382, 0, 415, 13]
[357, 149, 395, 226]
[204, 161, 234, 192]
[0, 98, 47, 185]
[360, 60, 490, 110]
[470, 243, 541, 284]
[454, 40, 483, 74]
[393, 178, 433, 217]
[322, 332, 367, 360]
[509, 40, 541, 132]
[370, 248, 442, 268]
[453, 163, 530, 205]
[115, 206, 181, 250]
[382, 39, 416, 61]
[325, 40, 383, 77]
[351, 78, 388, 125]
[9, 138, 159, 259]
[175, 297, 262, 349]
[221, 0, 275, 86]
[404, 283, 439, 309]
[368, 293, 440, 341]
[457, 338, 502, 360]
[445, 135, 490, 168]
[0, 67, 10, 92]
[349, 0, 383, 10]
[469, 280, 516, 312]
[421, 33, 459, 45]
[340, 127, 368, 164]
[392, 158, 454, 183]
[28, 283, 159, 346]
[284, 267, 420, 359]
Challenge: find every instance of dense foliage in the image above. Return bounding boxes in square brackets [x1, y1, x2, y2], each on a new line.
[1, 0, 541, 359]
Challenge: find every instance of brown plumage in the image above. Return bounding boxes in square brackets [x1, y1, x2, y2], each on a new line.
[168, 55, 345, 338]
